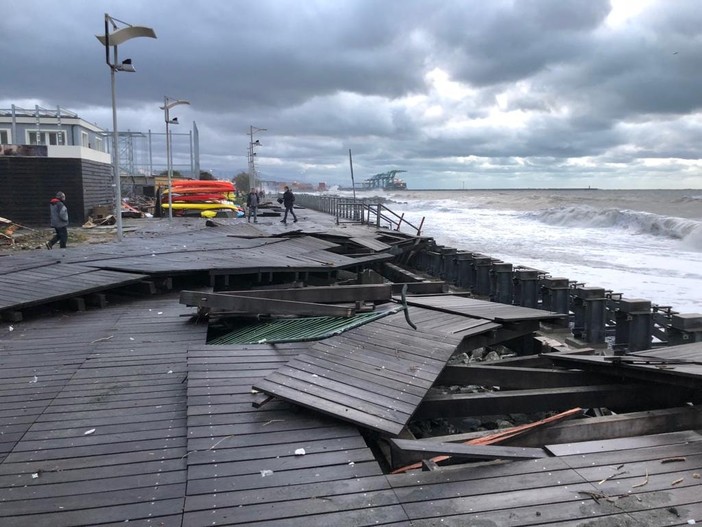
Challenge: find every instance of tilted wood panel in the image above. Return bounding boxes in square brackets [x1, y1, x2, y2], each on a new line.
[254, 307, 499, 436]
[401, 294, 565, 322]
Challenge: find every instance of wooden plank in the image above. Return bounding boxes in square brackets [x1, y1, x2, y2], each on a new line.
[180, 290, 355, 317]
[414, 384, 692, 419]
[253, 376, 404, 435]
[389, 438, 546, 461]
[545, 351, 702, 389]
[436, 364, 610, 388]
[401, 294, 566, 322]
[426, 406, 702, 448]
[216, 283, 392, 303]
[545, 429, 702, 456]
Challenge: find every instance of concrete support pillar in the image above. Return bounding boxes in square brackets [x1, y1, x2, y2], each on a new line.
[614, 298, 652, 353]
[491, 262, 513, 304]
[514, 269, 539, 308]
[572, 287, 606, 344]
[440, 247, 457, 281]
[472, 256, 494, 296]
[454, 252, 473, 289]
[667, 313, 702, 346]
[541, 277, 570, 327]
[427, 250, 442, 277]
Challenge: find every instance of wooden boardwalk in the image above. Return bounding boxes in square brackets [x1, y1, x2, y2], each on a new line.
[0, 293, 207, 526]
[2, 214, 702, 525]
[0, 216, 394, 318]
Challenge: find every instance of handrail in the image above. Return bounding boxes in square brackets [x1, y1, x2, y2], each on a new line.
[295, 195, 424, 236]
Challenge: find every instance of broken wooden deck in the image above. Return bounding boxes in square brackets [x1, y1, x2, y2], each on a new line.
[254, 306, 499, 435]
[2, 212, 702, 525]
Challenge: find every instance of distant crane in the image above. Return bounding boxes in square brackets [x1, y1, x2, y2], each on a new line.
[362, 170, 407, 190]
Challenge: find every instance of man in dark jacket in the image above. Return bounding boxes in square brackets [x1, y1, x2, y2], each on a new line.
[280, 186, 297, 224]
[46, 191, 69, 249]
[246, 189, 259, 223]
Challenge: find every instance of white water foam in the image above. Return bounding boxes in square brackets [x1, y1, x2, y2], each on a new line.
[343, 188, 702, 313]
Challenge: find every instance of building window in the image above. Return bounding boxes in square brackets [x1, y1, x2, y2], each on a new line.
[0, 129, 10, 144]
[95, 136, 104, 152]
[28, 130, 67, 146]
[81, 132, 89, 148]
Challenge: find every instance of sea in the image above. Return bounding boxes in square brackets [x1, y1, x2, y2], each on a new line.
[330, 188, 702, 314]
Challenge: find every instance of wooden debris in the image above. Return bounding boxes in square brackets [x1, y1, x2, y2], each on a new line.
[392, 407, 582, 474]
[671, 477, 684, 486]
[631, 469, 649, 488]
[661, 456, 687, 464]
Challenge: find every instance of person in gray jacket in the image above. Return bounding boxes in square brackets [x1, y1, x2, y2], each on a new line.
[46, 191, 69, 249]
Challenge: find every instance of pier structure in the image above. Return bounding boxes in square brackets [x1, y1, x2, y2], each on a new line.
[361, 170, 407, 190]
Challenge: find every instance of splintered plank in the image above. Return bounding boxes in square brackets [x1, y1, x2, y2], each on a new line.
[253, 307, 498, 436]
[389, 438, 547, 462]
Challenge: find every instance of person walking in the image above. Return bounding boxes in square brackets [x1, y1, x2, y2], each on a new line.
[46, 191, 69, 249]
[246, 189, 259, 223]
[281, 186, 297, 224]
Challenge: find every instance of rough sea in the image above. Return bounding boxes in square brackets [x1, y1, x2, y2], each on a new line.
[332, 188, 702, 314]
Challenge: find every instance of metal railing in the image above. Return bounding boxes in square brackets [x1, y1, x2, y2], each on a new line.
[295, 194, 425, 236]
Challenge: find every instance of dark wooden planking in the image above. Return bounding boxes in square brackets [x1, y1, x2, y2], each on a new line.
[401, 294, 565, 322]
[179, 290, 355, 317]
[214, 283, 393, 303]
[436, 364, 611, 388]
[545, 350, 702, 389]
[545, 429, 702, 456]
[253, 305, 503, 436]
[414, 383, 692, 419]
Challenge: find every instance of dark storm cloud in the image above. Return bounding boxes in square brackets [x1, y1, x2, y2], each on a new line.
[2, 0, 702, 188]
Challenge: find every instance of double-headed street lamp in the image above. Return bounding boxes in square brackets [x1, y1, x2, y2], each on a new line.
[161, 97, 190, 220]
[248, 125, 266, 190]
[97, 14, 156, 241]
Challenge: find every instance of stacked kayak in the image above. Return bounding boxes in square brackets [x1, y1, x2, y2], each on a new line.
[161, 180, 244, 217]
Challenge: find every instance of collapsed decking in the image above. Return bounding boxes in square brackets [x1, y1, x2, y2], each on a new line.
[1, 209, 701, 526]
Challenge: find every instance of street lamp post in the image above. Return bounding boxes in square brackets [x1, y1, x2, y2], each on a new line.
[97, 14, 156, 241]
[248, 125, 266, 190]
[160, 97, 190, 220]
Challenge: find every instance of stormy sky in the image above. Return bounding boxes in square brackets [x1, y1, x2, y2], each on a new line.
[2, 0, 702, 189]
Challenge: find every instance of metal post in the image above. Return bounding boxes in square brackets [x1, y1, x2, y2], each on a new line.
[165, 101, 172, 221]
[110, 63, 123, 240]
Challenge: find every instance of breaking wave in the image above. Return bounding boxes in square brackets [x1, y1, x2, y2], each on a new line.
[526, 205, 702, 243]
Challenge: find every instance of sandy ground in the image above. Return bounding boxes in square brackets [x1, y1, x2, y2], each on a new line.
[0, 225, 117, 255]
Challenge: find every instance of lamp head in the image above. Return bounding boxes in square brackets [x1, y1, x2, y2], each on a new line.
[115, 59, 136, 72]
[167, 117, 179, 125]
[253, 139, 261, 146]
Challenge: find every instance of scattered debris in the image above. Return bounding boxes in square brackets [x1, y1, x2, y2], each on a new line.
[90, 335, 114, 344]
[294, 448, 306, 456]
[671, 477, 685, 486]
[260, 469, 274, 477]
[632, 469, 649, 488]
[84, 429, 96, 436]
[662, 457, 687, 464]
